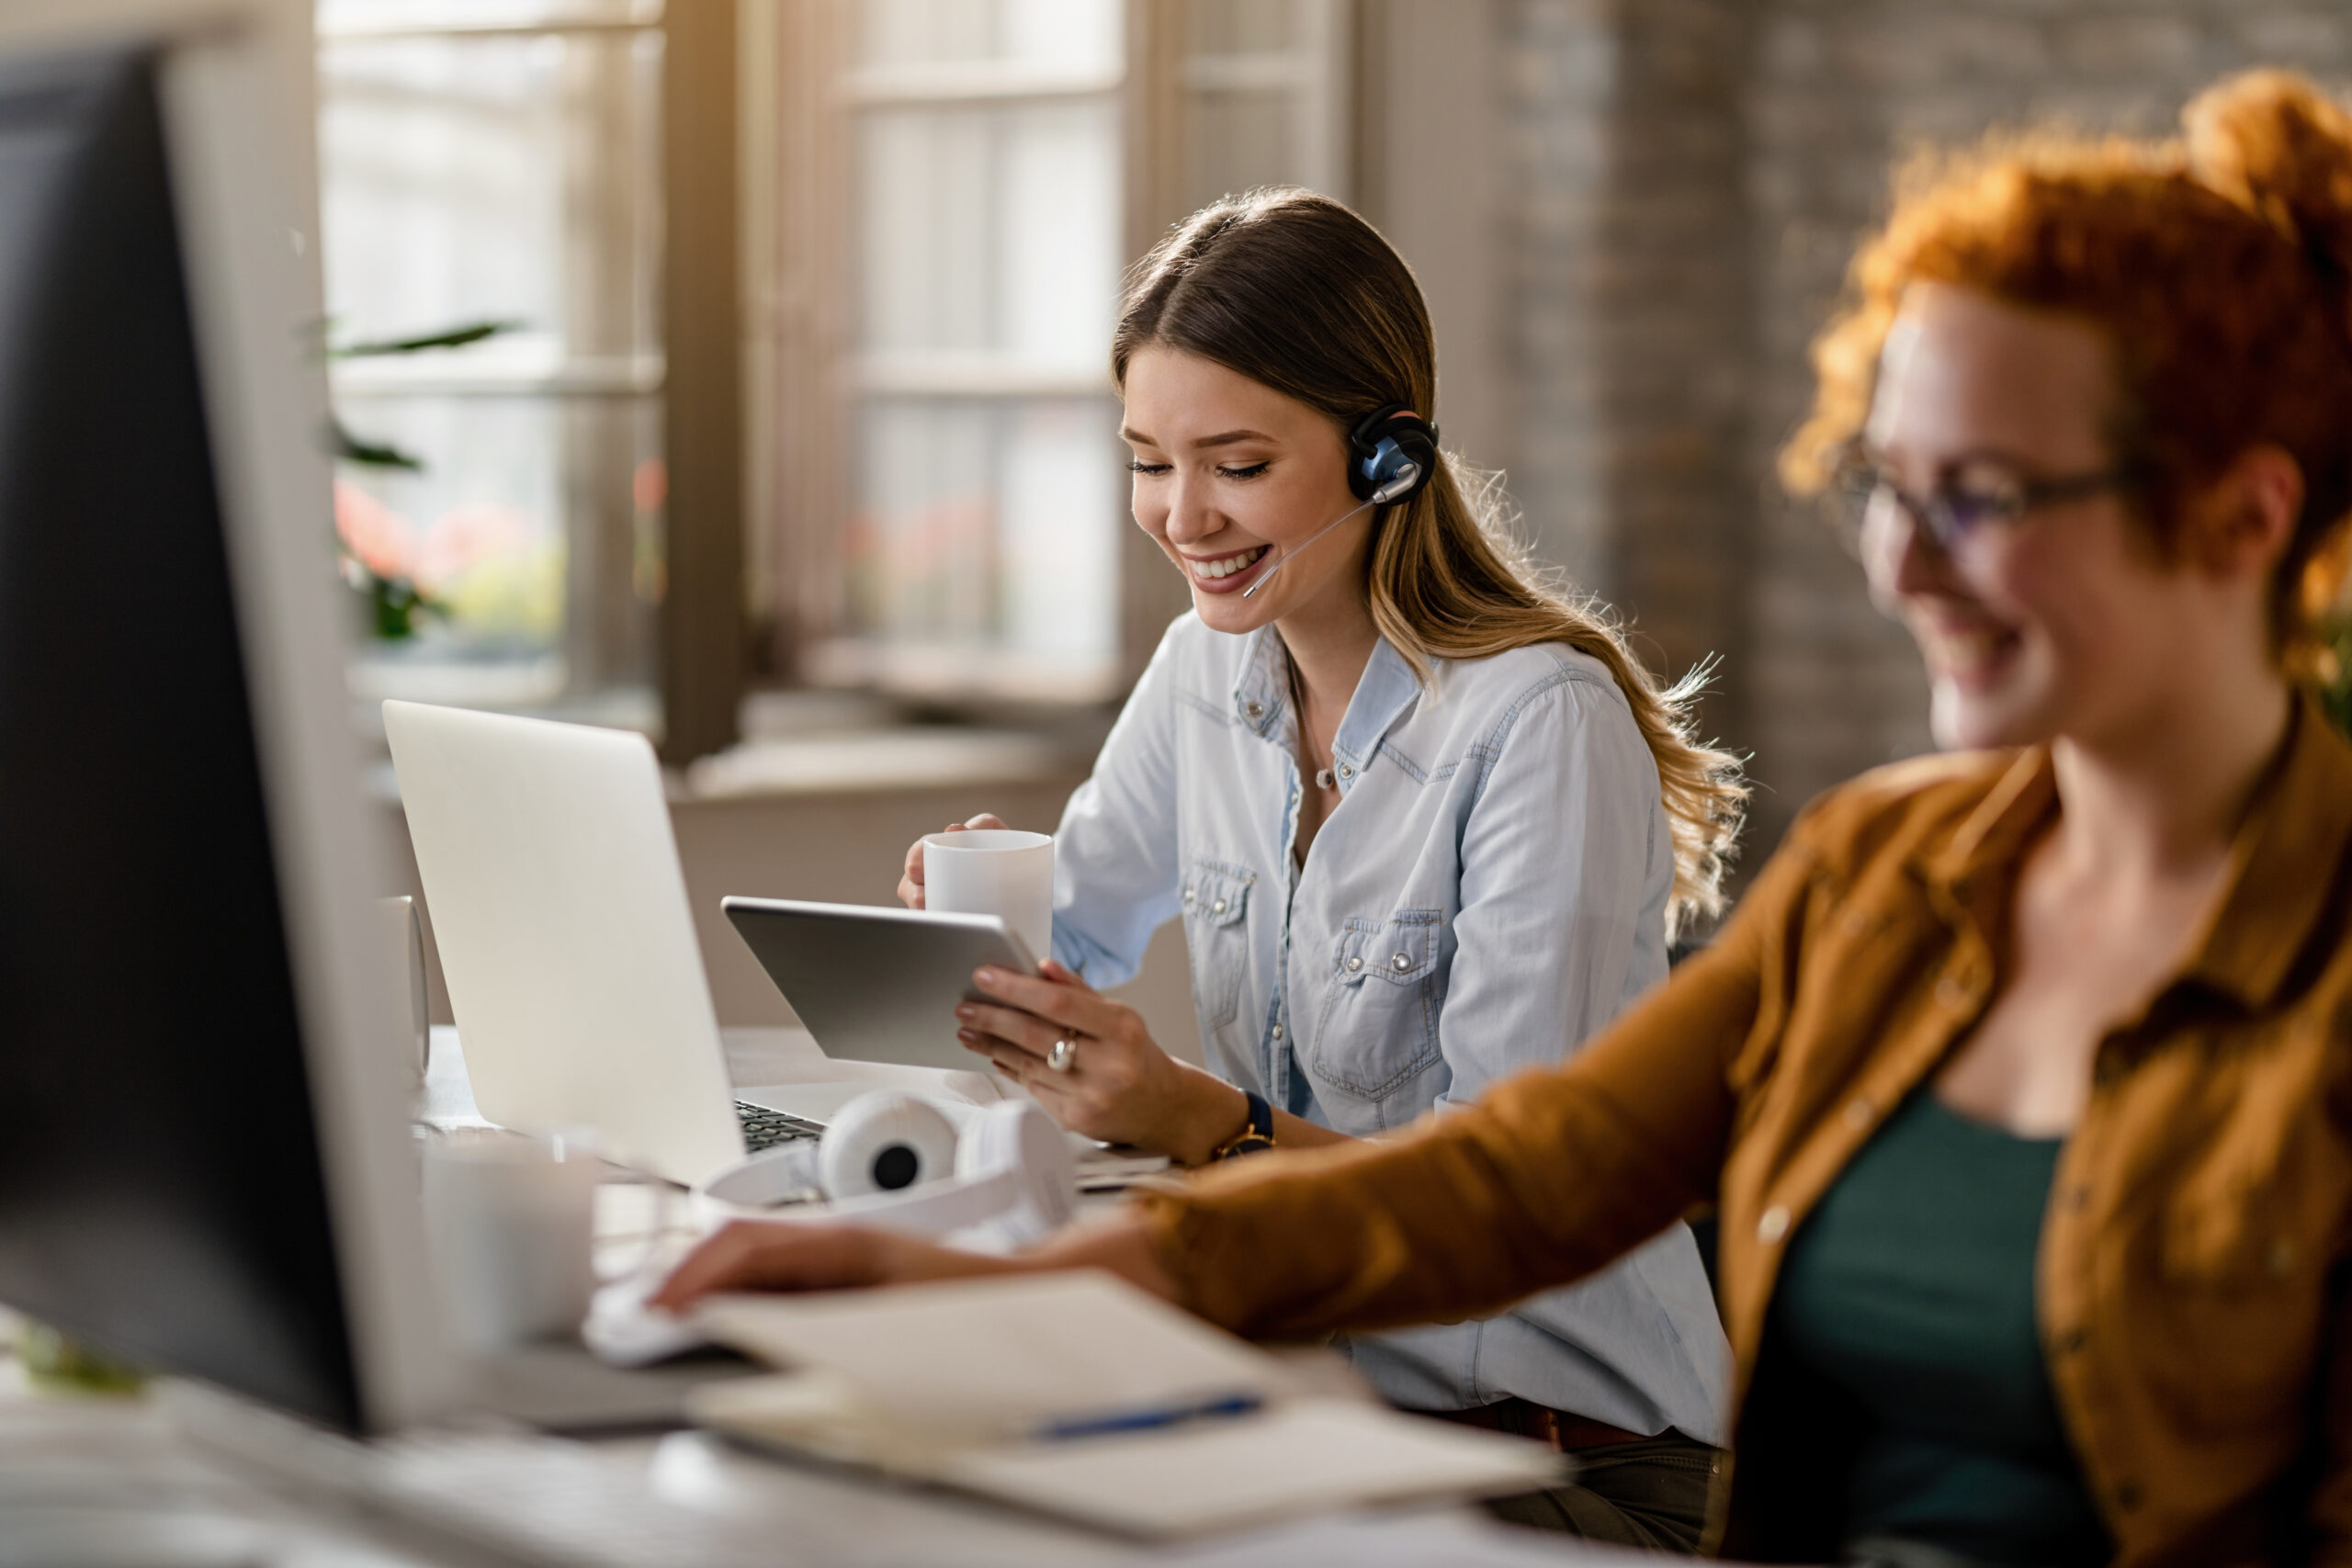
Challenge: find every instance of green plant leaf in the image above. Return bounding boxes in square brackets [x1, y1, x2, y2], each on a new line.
[330, 318, 524, 358]
[328, 417, 424, 470]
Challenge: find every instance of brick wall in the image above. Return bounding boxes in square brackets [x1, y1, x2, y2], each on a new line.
[1502, 0, 1753, 727]
[1495, 2, 2352, 864]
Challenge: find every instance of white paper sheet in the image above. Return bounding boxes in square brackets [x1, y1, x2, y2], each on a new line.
[695, 1269, 1272, 1438]
[937, 1400, 1567, 1539]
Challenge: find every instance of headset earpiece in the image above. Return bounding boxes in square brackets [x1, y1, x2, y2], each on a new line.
[694, 1092, 1077, 1253]
[1346, 403, 1440, 506]
[815, 1092, 960, 1199]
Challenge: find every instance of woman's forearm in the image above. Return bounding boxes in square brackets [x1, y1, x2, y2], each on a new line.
[1161, 1063, 1351, 1164]
[1270, 1109, 1350, 1149]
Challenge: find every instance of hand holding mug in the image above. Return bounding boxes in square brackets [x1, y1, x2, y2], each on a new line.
[900, 816, 1054, 962]
[898, 813, 1008, 909]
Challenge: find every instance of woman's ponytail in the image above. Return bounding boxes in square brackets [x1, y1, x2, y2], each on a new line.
[2188, 71, 2352, 300]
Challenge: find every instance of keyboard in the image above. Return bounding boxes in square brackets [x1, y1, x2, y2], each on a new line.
[735, 1100, 822, 1152]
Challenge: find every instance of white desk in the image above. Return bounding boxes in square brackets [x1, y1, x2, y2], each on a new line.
[0, 1352, 1594, 1567]
[0, 1030, 1590, 1566]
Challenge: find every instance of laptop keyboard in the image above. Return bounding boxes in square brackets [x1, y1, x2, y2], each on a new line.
[734, 1100, 823, 1152]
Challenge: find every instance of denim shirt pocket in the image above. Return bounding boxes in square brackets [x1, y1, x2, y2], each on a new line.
[1180, 858, 1254, 1032]
[1308, 908, 1444, 1102]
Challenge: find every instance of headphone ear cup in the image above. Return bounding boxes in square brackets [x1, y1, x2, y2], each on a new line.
[1347, 404, 1441, 503]
[1378, 422, 1438, 504]
[955, 1100, 1077, 1243]
[818, 1091, 960, 1200]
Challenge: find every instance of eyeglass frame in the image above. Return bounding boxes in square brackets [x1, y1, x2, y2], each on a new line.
[1832, 441, 2143, 557]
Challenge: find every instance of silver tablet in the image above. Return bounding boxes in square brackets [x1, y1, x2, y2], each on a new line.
[721, 897, 1042, 1072]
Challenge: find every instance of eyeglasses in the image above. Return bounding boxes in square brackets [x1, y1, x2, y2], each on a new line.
[1833, 444, 2141, 555]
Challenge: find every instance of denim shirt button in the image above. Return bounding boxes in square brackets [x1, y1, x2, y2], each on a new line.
[1390, 952, 1411, 972]
[1337, 761, 1354, 780]
[1212, 898, 1227, 915]
[1245, 701, 1264, 719]
[1271, 1023, 1284, 1042]
[1182, 887, 1194, 905]
[1345, 955, 1364, 973]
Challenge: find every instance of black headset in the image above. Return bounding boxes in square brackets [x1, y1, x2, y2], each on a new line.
[1346, 403, 1441, 505]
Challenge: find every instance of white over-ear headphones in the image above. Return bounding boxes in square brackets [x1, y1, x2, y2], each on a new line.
[819, 1092, 962, 1199]
[695, 1091, 1077, 1251]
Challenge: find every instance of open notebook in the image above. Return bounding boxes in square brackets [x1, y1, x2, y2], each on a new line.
[687, 1271, 1566, 1539]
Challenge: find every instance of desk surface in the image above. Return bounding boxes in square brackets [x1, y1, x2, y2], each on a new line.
[6, 1030, 1584, 1565]
[0, 1350, 1593, 1567]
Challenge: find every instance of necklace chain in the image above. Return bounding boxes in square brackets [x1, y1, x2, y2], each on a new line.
[1285, 659, 1337, 793]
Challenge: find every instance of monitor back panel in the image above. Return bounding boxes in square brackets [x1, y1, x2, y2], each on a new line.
[0, 45, 360, 1430]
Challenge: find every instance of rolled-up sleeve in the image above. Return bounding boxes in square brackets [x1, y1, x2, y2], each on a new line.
[1435, 671, 1664, 1110]
[1134, 837, 1815, 1342]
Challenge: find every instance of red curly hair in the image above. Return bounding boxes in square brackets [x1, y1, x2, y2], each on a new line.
[1782, 70, 2352, 671]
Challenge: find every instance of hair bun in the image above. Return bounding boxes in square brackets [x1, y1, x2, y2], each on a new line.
[2186, 70, 2352, 291]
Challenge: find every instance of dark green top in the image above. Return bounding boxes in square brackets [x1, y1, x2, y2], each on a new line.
[1769, 1090, 2111, 1566]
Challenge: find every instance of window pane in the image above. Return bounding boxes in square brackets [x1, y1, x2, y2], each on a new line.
[318, 31, 659, 361]
[317, 17, 661, 705]
[857, 109, 990, 355]
[855, 0, 1120, 73]
[1188, 89, 1299, 209]
[334, 395, 660, 692]
[849, 399, 1119, 679]
[851, 401, 992, 644]
[857, 98, 1119, 364]
[836, 0, 1125, 699]
[998, 401, 1119, 664]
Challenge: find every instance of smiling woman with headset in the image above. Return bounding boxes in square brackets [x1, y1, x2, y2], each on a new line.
[894, 188, 1747, 1546]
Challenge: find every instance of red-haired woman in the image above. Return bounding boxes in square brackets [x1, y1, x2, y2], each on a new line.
[662, 72, 2352, 1565]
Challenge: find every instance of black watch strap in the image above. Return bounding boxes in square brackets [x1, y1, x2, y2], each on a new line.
[1213, 1089, 1277, 1160]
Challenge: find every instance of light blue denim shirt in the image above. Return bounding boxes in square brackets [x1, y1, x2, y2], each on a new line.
[1049, 613, 1730, 1443]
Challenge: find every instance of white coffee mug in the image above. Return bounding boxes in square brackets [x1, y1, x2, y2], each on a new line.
[921, 829, 1054, 964]
[422, 1130, 601, 1352]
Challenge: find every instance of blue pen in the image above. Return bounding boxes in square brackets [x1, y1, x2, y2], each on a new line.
[1034, 1393, 1263, 1442]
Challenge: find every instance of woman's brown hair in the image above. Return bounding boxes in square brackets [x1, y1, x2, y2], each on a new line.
[1114, 188, 1746, 935]
[1783, 71, 2352, 670]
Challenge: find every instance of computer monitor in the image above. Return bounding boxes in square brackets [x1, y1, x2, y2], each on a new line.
[0, 11, 450, 1434]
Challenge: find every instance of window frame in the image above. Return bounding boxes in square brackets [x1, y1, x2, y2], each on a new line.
[752, 0, 1363, 706]
[314, 0, 745, 761]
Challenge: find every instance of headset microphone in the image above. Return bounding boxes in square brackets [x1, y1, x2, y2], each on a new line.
[1240, 495, 1376, 598]
[1238, 405, 1436, 600]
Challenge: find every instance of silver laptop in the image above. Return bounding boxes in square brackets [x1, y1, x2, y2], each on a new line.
[382, 700, 995, 1187]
